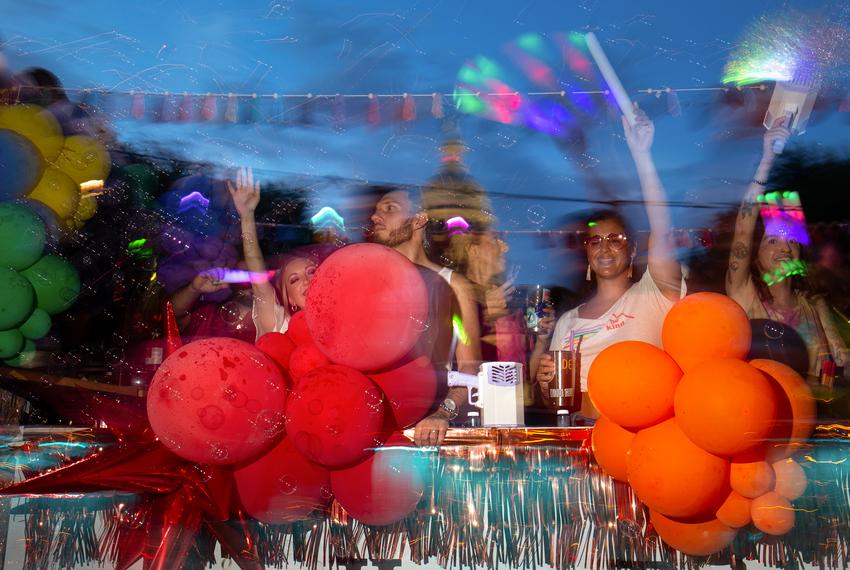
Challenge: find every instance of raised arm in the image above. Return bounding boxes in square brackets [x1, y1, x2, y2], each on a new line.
[726, 118, 791, 295]
[228, 167, 278, 336]
[622, 105, 681, 300]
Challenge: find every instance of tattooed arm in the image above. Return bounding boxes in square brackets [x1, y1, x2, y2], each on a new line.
[726, 118, 791, 295]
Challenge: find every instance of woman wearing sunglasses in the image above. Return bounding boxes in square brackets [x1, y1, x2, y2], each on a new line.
[533, 105, 685, 423]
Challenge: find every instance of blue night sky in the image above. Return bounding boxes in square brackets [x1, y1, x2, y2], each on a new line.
[2, 0, 848, 285]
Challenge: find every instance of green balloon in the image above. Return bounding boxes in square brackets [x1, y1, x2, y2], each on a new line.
[3, 338, 35, 367]
[19, 307, 51, 339]
[0, 328, 24, 359]
[0, 267, 35, 329]
[0, 202, 46, 270]
[21, 255, 81, 315]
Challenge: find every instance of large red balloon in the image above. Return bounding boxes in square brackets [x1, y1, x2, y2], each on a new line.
[234, 436, 331, 523]
[255, 332, 296, 371]
[289, 342, 330, 382]
[330, 432, 425, 526]
[304, 244, 428, 372]
[368, 356, 438, 429]
[286, 310, 312, 347]
[147, 338, 287, 465]
[285, 364, 387, 468]
[628, 419, 729, 519]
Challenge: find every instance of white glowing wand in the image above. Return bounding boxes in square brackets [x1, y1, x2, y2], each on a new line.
[584, 32, 637, 127]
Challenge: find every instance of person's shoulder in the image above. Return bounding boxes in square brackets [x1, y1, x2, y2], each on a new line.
[554, 305, 581, 327]
[447, 271, 474, 295]
[414, 264, 455, 298]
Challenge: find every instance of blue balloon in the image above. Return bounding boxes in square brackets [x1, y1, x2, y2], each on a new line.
[0, 128, 42, 198]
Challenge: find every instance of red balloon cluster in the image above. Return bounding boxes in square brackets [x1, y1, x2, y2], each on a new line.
[146, 338, 288, 465]
[241, 243, 433, 525]
[589, 292, 815, 556]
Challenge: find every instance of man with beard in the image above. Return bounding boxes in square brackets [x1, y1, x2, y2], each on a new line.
[368, 186, 482, 447]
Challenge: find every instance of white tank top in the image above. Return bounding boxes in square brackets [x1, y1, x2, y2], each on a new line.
[435, 267, 457, 370]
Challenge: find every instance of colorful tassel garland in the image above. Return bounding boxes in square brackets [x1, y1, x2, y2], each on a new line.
[300, 94, 313, 125]
[224, 93, 237, 123]
[367, 94, 380, 125]
[131, 92, 145, 120]
[241, 93, 257, 123]
[333, 94, 346, 130]
[431, 93, 444, 119]
[402, 93, 416, 121]
[666, 88, 681, 117]
[201, 93, 217, 121]
[178, 93, 193, 122]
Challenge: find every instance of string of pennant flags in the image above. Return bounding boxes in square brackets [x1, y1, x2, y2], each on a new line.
[3, 82, 821, 126]
[4, 82, 849, 125]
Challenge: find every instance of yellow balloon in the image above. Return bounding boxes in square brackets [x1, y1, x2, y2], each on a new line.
[53, 135, 111, 185]
[28, 167, 80, 220]
[74, 194, 98, 222]
[0, 104, 64, 161]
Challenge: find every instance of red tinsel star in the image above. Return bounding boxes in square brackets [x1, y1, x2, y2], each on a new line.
[1, 437, 263, 569]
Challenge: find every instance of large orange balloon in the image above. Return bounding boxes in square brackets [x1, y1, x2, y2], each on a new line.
[674, 359, 777, 457]
[650, 510, 737, 556]
[587, 341, 682, 429]
[750, 359, 815, 461]
[730, 460, 775, 499]
[772, 458, 807, 501]
[628, 419, 729, 519]
[751, 491, 795, 536]
[591, 415, 637, 482]
[662, 293, 751, 373]
[716, 490, 752, 528]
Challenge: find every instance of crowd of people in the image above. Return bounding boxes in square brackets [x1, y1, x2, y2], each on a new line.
[164, 105, 849, 447]
[2, 62, 849, 446]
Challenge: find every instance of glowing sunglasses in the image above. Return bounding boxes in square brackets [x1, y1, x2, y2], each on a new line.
[584, 233, 629, 251]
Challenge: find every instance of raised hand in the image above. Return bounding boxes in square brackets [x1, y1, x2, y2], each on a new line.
[227, 167, 260, 218]
[191, 269, 230, 294]
[622, 103, 654, 155]
[762, 116, 792, 162]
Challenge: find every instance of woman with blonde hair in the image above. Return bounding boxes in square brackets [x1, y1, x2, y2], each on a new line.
[229, 167, 317, 337]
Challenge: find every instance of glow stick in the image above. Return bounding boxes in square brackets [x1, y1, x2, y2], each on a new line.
[584, 32, 636, 126]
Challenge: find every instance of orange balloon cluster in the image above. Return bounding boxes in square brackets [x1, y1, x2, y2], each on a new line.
[589, 292, 815, 556]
